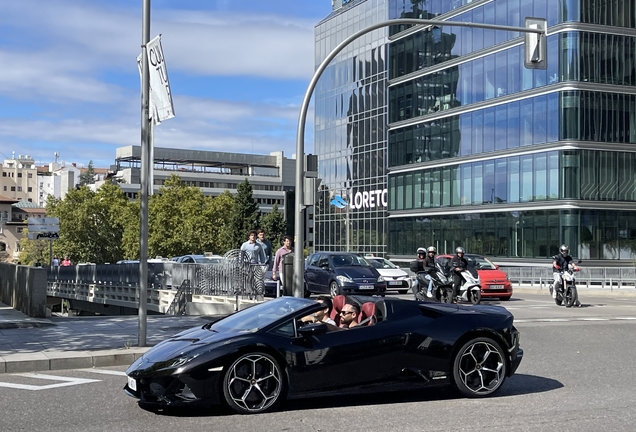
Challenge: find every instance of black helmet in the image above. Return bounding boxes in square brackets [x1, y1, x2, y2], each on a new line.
[455, 247, 465, 254]
[560, 245, 569, 256]
[427, 246, 436, 254]
[417, 247, 426, 255]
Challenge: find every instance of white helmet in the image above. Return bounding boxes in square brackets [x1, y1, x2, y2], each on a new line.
[560, 245, 570, 256]
[417, 247, 426, 255]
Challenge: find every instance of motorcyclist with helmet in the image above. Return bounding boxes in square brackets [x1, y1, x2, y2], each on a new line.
[450, 247, 468, 303]
[552, 245, 579, 304]
[421, 246, 437, 298]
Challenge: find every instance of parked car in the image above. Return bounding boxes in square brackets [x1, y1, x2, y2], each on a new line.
[436, 253, 513, 300]
[174, 254, 223, 264]
[124, 295, 523, 414]
[304, 252, 387, 297]
[365, 257, 411, 294]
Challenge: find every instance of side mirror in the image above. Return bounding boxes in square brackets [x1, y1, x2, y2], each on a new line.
[298, 322, 328, 337]
[495, 264, 500, 270]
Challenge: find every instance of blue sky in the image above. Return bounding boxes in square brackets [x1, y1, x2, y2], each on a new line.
[0, 0, 333, 168]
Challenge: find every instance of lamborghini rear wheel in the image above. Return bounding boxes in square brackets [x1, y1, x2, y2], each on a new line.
[222, 352, 285, 414]
[452, 337, 507, 398]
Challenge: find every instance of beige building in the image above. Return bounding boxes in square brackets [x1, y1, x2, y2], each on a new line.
[1, 153, 38, 203]
[0, 196, 47, 263]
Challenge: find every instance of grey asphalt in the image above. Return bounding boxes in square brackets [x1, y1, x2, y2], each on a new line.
[1, 284, 634, 375]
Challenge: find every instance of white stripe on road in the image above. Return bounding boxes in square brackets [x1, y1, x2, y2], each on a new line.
[615, 317, 636, 320]
[579, 318, 609, 321]
[537, 318, 570, 322]
[0, 373, 100, 391]
[81, 369, 127, 377]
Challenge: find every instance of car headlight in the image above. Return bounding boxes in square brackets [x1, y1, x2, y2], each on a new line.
[377, 276, 385, 283]
[169, 353, 200, 369]
[336, 275, 354, 284]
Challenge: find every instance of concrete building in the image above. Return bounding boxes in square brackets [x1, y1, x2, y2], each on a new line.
[0, 153, 38, 204]
[110, 145, 313, 248]
[315, 0, 636, 264]
[0, 197, 46, 263]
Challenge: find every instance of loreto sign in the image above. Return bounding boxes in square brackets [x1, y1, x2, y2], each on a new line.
[350, 189, 388, 210]
[330, 189, 388, 211]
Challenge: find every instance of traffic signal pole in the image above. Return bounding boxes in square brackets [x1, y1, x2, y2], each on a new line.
[293, 17, 546, 297]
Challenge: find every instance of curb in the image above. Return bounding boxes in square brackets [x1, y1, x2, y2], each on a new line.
[0, 347, 150, 375]
[0, 320, 57, 330]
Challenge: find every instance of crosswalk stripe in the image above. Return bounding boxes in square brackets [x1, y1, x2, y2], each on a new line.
[81, 369, 127, 377]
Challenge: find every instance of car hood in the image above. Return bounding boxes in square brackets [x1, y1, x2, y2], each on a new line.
[336, 266, 378, 279]
[376, 268, 408, 278]
[131, 326, 245, 368]
[477, 269, 509, 283]
[421, 301, 512, 319]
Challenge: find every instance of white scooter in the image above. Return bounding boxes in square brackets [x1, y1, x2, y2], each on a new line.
[455, 265, 482, 305]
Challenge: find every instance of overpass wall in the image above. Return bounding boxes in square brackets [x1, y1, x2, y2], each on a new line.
[0, 263, 47, 317]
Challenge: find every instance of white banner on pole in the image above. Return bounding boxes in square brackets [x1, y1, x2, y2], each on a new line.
[146, 34, 175, 124]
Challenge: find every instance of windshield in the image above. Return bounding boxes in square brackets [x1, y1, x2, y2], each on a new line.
[330, 254, 370, 267]
[195, 257, 222, 264]
[368, 258, 398, 269]
[468, 255, 497, 270]
[211, 297, 311, 333]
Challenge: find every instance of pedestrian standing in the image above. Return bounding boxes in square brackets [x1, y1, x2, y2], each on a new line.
[52, 255, 59, 267]
[240, 230, 266, 264]
[61, 256, 73, 266]
[272, 235, 293, 288]
[257, 229, 273, 265]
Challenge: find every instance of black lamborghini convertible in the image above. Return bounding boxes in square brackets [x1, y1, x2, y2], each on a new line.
[124, 295, 523, 414]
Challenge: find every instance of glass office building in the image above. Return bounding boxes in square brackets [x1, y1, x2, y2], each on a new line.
[314, 0, 389, 255]
[317, 0, 636, 263]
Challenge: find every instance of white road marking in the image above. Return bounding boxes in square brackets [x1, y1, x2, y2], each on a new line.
[579, 318, 609, 321]
[0, 373, 100, 391]
[615, 317, 636, 320]
[537, 318, 570, 322]
[81, 369, 127, 377]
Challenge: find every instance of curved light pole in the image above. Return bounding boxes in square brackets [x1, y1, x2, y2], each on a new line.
[293, 18, 546, 298]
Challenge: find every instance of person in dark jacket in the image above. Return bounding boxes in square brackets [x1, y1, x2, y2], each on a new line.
[450, 247, 468, 303]
[422, 246, 437, 298]
[552, 245, 579, 304]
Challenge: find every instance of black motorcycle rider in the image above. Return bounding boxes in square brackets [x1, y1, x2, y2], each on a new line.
[450, 247, 468, 303]
[421, 246, 437, 298]
[552, 245, 580, 306]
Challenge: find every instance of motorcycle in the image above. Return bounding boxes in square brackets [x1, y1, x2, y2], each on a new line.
[411, 262, 454, 303]
[549, 261, 580, 308]
[454, 264, 482, 305]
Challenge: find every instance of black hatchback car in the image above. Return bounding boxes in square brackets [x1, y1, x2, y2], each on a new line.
[304, 252, 387, 297]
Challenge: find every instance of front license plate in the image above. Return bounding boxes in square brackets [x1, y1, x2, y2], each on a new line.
[388, 281, 402, 286]
[489, 284, 504, 289]
[128, 376, 137, 391]
[359, 285, 374, 290]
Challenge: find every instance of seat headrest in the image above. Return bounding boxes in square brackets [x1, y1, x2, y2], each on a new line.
[330, 295, 346, 326]
[358, 302, 377, 326]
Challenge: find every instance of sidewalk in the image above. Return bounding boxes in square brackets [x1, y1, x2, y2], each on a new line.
[0, 302, 221, 374]
[1, 284, 635, 375]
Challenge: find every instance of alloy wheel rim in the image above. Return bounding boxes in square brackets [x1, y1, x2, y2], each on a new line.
[330, 283, 338, 297]
[457, 341, 505, 395]
[227, 354, 281, 412]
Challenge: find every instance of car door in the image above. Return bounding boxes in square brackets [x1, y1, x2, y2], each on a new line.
[288, 321, 404, 393]
[315, 254, 332, 293]
[304, 254, 320, 292]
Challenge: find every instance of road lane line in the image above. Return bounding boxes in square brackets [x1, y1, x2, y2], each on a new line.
[0, 373, 100, 391]
[81, 369, 127, 377]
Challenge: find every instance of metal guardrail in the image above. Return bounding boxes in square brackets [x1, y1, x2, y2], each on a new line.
[501, 266, 636, 290]
[46, 249, 266, 305]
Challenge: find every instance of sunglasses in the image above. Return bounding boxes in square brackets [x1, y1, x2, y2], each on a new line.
[340, 310, 355, 315]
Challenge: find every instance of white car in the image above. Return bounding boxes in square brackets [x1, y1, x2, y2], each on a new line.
[366, 257, 411, 294]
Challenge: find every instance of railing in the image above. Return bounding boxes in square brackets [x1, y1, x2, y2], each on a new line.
[501, 266, 636, 290]
[45, 249, 266, 312]
[166, 279, 191, 316]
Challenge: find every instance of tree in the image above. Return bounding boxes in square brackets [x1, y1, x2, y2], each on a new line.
[46, 183, 132, 263]
[206, 191, 235, 255]
[230, 179, 260, 248]
[260, 203, 287, 249]
[78, 160, 96, 186]
[17, 232, 51, 266]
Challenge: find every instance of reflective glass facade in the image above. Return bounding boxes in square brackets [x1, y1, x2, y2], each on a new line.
[316, 0, 636, 262]
[314, 0, 389, 255]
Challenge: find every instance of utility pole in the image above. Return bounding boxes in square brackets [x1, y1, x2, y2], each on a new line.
[138, 0, 151, 346]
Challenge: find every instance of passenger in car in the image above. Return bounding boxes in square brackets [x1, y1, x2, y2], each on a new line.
[300, 296, 337, 326]
[339, 303, 360, 329]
